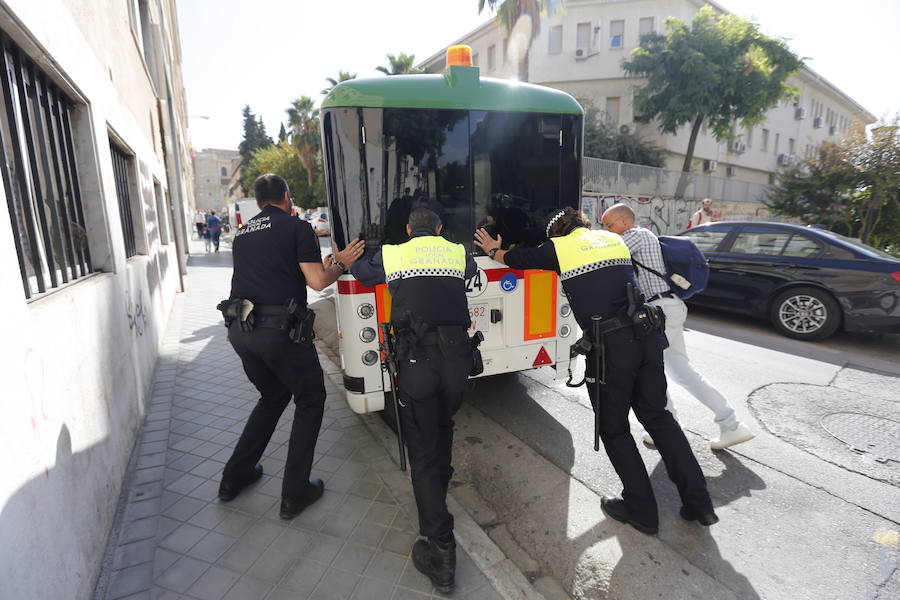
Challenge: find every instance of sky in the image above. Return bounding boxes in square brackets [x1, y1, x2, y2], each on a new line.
[176, 0, 900, 151]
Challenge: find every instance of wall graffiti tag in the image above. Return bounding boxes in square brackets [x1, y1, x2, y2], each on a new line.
[581, 193, 770, 236]
[126, 289, 146, 336]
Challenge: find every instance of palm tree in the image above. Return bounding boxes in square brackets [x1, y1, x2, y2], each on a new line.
[477, 0, 562, 81]
[286, 96, 320, 188]
[376, 53, 422, 75]
[321, 70, 357, 96]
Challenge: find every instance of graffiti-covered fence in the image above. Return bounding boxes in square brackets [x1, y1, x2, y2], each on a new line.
[581, 157, 778, 235]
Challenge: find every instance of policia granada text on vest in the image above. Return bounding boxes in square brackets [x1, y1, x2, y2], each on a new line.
[214, 174, 365, 521]
[474, 207, 719, 535]
[351, 207, 478, 594]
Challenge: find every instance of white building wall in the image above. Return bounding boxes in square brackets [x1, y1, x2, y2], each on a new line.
[0, 1, 191, 598]
[421, 0, 874, 187]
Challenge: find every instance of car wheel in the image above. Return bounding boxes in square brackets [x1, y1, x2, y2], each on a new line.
[769, 286, 841, 341]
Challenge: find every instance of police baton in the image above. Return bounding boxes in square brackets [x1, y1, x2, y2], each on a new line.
[590, 316, 604, 452]
[379, 322, 407, 472]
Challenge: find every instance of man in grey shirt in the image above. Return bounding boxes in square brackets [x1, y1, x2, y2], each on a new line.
[600, 203, 754, 450]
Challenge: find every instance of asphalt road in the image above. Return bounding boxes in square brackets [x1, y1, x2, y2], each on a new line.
[457, 306, 900, 599]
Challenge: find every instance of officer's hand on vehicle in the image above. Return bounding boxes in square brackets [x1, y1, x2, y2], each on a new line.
[334, 238, 365, 268]
[474, 228, 502, 254]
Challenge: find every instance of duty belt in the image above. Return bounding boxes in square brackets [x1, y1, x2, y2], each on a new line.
[253, 304, 294, 329]
[594, 316, 632, 336]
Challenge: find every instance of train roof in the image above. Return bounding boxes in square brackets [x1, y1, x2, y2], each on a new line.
[321, 67, 583, 115]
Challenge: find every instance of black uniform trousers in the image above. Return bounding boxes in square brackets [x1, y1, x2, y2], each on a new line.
[397, 341, 471, 539]
[223, 319, 326, 500]
[586, 328, 712, 527]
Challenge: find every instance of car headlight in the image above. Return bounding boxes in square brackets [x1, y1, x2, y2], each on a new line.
[362, 350, 379, 366]
[359, 327, 376, 343]
[357, 303, 375, 319]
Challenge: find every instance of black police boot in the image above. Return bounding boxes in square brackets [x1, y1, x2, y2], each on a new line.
[412, 533, 456, 593]
[600, 496, 659, 535]
[680, 504, 720, 526]
[218, 464, 263, 502]
[280, 479, 324, 520]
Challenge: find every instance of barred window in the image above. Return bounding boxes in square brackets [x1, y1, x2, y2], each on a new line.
[0, 32, 92, 299]
[109, 141, 137, 258]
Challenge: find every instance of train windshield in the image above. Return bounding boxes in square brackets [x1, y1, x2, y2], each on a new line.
[322, 107, 581, 253]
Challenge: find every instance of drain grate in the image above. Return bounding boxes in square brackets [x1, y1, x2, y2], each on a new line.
[820, 412, 900, 463]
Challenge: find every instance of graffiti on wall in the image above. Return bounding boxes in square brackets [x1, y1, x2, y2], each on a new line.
[126, 289, 146, 336]
[581, 193, 771, 235]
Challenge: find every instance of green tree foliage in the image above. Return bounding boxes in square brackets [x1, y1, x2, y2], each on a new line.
[768, 143, 856, 232]
[376, 53, 422, 75]
[238, 105, 273, 194]
[478, 1, 562, 81]
[241, 142, 324, 210]
[623, 6, 802, 197]
[278, 122, 287, 143]
[582, 101, 665, 167]
[769, 115, 900, 251]
[238, 105, 272, 170]
[286, 96, 320, 189]
[322, 71, 357, 95]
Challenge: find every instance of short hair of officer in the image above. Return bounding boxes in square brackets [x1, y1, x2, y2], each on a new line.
[254, 173, 289, 207]
[408, 207, 442, 233]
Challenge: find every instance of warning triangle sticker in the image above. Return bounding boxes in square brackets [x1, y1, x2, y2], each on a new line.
[532, 346, 552, 367]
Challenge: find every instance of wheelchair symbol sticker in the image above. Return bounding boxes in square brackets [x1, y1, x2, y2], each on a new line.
[500, 272, 518, 293]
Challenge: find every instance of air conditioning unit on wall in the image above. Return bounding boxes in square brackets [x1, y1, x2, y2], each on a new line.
[795, 107, 807, 120]
[703, 159, 718, 172]
[813, 116, 824, 129]
[729, 141, 746, 153]
[777, 153, 794, 166]
[829, 125, 837, 135]
[726, 166, 737, 177]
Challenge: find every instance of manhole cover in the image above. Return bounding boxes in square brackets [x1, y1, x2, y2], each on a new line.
[820, 412, 900, 463]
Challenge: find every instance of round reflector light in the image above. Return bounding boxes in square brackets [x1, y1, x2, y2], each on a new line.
[362, 350, 379, 366]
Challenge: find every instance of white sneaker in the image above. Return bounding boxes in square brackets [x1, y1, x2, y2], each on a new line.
[710, 422, 755, 450]
[642, 433, 656, 447]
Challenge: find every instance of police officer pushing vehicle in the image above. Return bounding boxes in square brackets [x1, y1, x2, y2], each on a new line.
[351, 207, 477, 594]
[475, 207, 718, 535]
[216, 174, 364, 520]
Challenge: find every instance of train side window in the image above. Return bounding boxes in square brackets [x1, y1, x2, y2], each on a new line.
[471, 111, 562, 250]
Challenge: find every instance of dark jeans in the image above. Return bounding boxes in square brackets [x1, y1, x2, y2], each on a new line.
[397, 343, 471, 538]
[211, 230, 221, 250]
[223, 321, 326, 500]
[586, 328, 712, 526]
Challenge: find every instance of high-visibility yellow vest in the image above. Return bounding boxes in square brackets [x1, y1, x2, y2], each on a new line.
[550, 227, 631, 280]
[382, 236, 467, 282]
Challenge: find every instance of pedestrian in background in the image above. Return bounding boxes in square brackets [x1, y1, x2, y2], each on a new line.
[476, 207, 717, 536]
[687, 198, 717, 228]
[601, 203, 754, 450]
[216, 173, 365, 519]
[206, 210, 222, 252]
[194, 209, 206, 239]
[351, 207, 476, 593]
[201, 223, 211, 253]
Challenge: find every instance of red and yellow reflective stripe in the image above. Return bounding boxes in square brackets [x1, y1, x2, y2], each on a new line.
[523, 270, 557, 341]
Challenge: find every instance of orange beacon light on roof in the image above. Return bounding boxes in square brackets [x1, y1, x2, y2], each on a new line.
[446, 45, 473, 67]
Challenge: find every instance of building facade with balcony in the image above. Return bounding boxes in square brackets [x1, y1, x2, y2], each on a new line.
[0, 1, 194, 598]
[419, 0, 875, 187]
[192, 147, 240, 212]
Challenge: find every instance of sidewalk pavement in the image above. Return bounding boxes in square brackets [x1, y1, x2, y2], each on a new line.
[95, 241, 511, 600]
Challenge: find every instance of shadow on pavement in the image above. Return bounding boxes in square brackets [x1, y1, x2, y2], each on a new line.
[469, 371, 763, 598]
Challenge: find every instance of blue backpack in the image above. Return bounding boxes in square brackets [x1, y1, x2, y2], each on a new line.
[632, 236, 709, 300]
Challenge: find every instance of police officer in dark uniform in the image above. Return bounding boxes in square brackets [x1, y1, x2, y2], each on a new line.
[217, 174, 365, 520]
[351, 207, 476, 593]
[475, 207, 717, 534]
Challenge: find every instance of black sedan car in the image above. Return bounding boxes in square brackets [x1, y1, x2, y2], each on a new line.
[678, 222, 900, 341]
